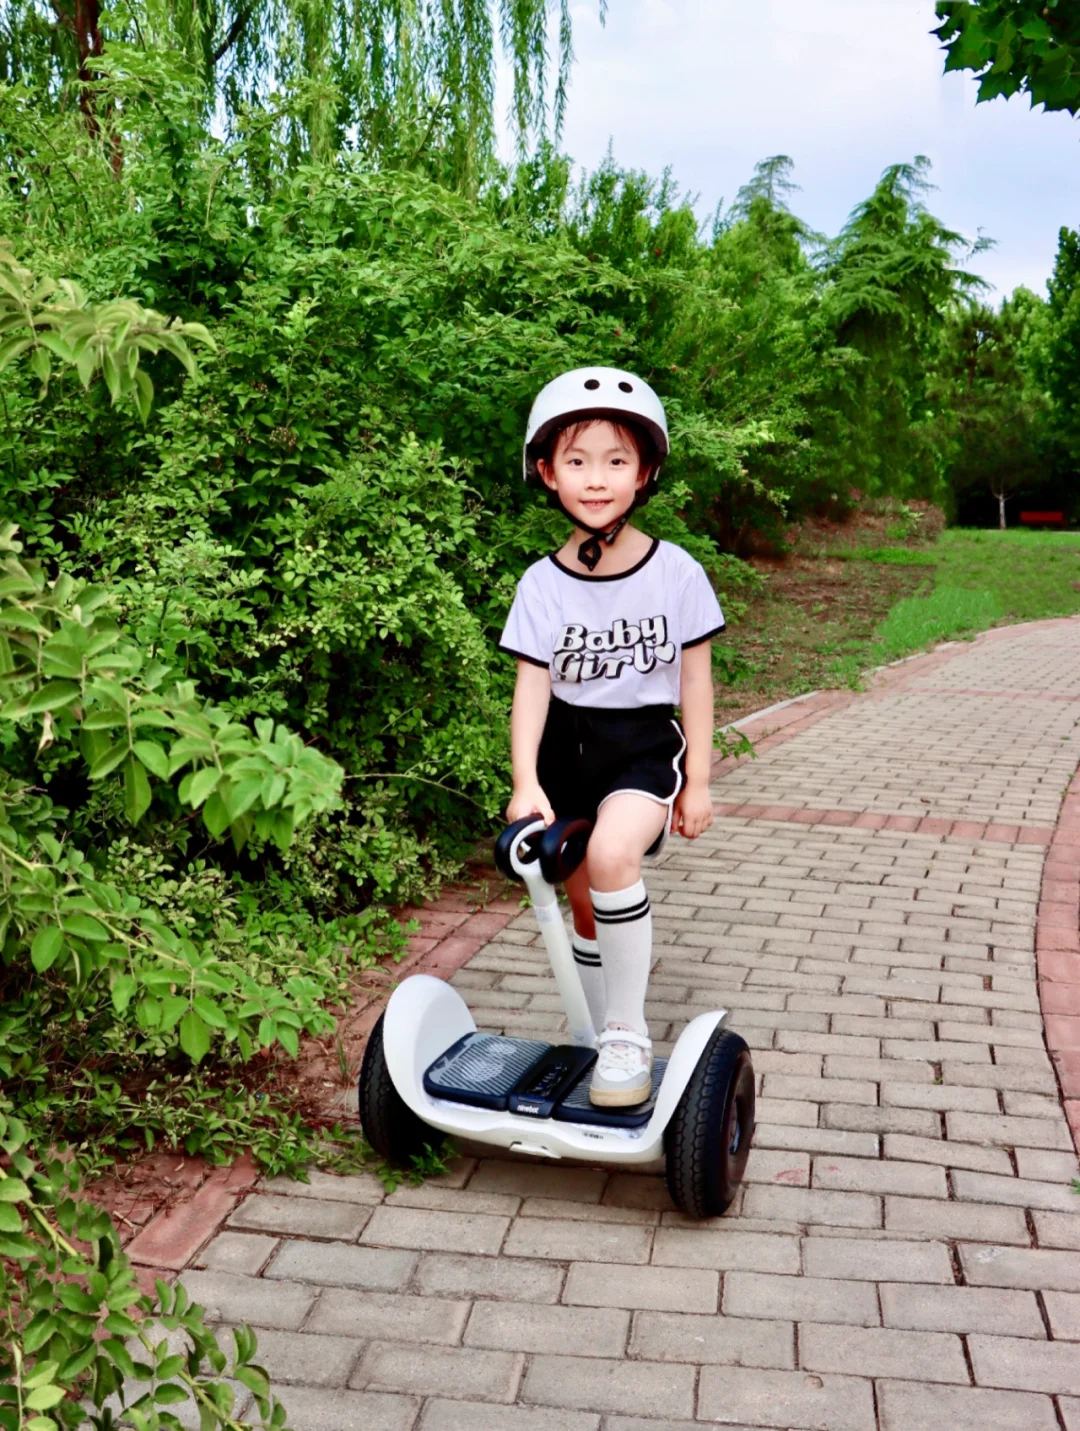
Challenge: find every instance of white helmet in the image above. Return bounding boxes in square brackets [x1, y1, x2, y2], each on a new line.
[522, 366, 669, 483]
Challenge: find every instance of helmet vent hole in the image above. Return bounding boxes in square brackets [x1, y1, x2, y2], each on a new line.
[618, 381, 633, 392]
[584, 378, 600, 390]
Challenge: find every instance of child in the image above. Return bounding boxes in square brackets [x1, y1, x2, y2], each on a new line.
[499, 367, 724, 1107]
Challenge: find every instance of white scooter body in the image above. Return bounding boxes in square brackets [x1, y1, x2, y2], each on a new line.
[381, 817, 729, 1164]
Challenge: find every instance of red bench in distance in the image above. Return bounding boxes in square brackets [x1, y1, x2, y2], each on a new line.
[1019, 511, 1065, 528]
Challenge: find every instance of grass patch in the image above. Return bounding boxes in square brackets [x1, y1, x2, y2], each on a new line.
[934, 528, 1080, 622]
[827, 545, 937, 566]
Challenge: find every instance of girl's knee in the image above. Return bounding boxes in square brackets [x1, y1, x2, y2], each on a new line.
[587, 843, 643, 891]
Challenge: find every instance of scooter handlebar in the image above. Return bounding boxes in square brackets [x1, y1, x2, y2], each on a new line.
[494, 816, 548, 882]
[494, 816, 593, 886]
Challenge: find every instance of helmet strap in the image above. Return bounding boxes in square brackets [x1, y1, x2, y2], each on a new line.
[554, 495, 638, 573]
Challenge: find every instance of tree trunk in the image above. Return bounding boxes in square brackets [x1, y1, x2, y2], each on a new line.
[998, 492, 1006, 530]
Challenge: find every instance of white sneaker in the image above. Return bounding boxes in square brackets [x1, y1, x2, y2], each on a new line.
[589, 1029, 653, 1108]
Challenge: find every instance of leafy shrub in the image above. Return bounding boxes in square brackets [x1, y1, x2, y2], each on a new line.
[0, 1109, 290, 1431]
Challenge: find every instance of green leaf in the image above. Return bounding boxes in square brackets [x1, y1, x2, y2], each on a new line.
[153, 1385, 189, 1405]
[124, 754, 152, 824]
[23, 680, 79, 715]
[202, 790, 230, 839]
[179, 1010, 211, 1063]
[30, 925, 64, 972]
[0, 1203, 23, 1233]
[187, 766, 221, 808]
[24, 1388, 65, 1412]
[57, 1283, 99, 1313]
[133, 739, 170, 778]
[111, 973, 137, 1014]
[89, 740, 130, 780]
[0, 1178, 30, 1203]
[61, 912, 109, 942]
[192, 995, 228, 1028]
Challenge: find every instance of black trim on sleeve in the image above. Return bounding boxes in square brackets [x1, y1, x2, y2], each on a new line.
[682, 622, 726, 650]
[497, 643, 550, 668]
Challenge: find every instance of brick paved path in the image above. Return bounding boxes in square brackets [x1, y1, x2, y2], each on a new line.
[181, 620, 1080, 1431]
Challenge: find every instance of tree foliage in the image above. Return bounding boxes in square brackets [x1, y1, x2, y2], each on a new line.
[935, 0, 1080, 113]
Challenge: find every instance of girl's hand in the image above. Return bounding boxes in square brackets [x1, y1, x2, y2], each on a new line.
[673, 782, 713, 839]
[506, 783, 556, 827]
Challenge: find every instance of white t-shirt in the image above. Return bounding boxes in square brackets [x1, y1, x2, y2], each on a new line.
[498, 538, 725, 710]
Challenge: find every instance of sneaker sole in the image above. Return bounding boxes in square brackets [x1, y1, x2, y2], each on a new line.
[588, 1080, 652, 1108]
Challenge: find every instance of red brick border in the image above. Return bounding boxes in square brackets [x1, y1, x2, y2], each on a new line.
[1036, 763, 1080, 1156]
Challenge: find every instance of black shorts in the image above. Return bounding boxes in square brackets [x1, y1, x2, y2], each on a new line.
[536, 696, 687, 856]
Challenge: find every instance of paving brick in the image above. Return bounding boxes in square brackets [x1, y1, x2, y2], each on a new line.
[413, 1253, 562, 1302]
[951, 1169, 1080, 1212]
[802, 1236, 953, 1283]
[697, 1366, 876, 1431]
[419, 1401, 598, 1431]
[1032, 1210, 1080, 1250]
[742, 1184, 882, 1229]
[947, 1110, 1075, 1150]
[799, 1321, 969, 1383]
[464, 1300, 629, 1357]
[503, 1217, 651, 1264]
[195, 1232, 278, 1276]
[386, 1184, 519, 1216]
[361, 1206, 509, 1255]
[177, 1270, 316, 1330]
[825, 1054, 935, 1084]
[753, 1124, 880, 1157]
[723, 1270, 879, 1326]
[651, 1227, 800, 1273]
[563, 1261, 717, 1312]
[602, 1175, 676, 1212]
[260, 1170, 385, 1205]
[234, 1327, 362, 1386]
[1015, 1146, 1080, 1182]
[128, 1178, 238, 1270]
[520, 1354, 696, 1419]
[812, 1155, 947, 1198]
[517, 1197, 658, 1226]
[877, 1380, 1058, 1431]
[226, 1194, 370, 1241]
[960, 1243, 1080, 1291]
[880, 1282, 1044, 1337]
[305, 1287, 468, 1343]
[882, 1133, 1013, 1175]
[467, 1160, 607, 1202]
[884, 1196, 1030, 1245]
[266, 1240, 417, 1291]
[265, 1387, 418, 1431]
[941, 1061, 1059, 1095]
[881, 1081, 1000, 1113]
[354, 1341, 523, 1402]
[1057, 1399, 1080, 1431]
[1043, 1290, 1080, 1339]
[744, 1147, 811, 1185]
[821, 1102, 940, 1137]
[969, 1332, 1080, 1393]
[629, 1309, 793, 1367]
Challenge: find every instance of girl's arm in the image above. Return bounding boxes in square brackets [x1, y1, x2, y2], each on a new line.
[673, 641, 715, 839]
[506, 660, 556, 825]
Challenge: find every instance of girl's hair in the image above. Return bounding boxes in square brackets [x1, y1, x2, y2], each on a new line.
[533, 416, 660, 504]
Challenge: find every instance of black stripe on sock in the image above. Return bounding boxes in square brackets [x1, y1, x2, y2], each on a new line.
[592, 896, 649, 921]
[574, 952, 602, 966]
[593, 901, 651, 925]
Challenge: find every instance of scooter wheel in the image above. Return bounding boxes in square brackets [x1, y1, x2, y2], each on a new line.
[358, 1013, 439, 1168]
[664, 1027, 755, 1219]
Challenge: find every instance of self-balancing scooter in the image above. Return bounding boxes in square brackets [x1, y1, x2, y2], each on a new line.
[359, 816, 755, 1217]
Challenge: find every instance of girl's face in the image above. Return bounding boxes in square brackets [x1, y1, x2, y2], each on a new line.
[537, 421, 648, 530]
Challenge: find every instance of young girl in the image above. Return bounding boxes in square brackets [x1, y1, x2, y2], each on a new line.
[499, 367, 724, 1107]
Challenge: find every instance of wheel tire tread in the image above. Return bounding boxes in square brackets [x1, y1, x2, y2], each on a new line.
[665, 1027, 754, 1219]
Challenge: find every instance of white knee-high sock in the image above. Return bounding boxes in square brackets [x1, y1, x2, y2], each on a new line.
[590, 880, 651, 1037]
[571, 932, 606, 1032]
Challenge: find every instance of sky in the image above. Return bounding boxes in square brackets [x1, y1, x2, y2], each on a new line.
[508, 0, 1079, 299]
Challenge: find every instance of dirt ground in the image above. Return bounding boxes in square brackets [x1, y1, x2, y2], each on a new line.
[714, 498, 939, 724]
